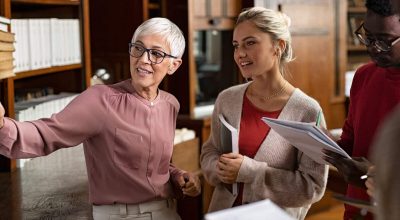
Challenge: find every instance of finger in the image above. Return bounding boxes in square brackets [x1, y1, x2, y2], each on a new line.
[323, 155, 339, 167]
[219, 156, 230, 164]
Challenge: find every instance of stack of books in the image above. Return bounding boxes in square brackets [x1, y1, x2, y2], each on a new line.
[0, 15, 15, 80]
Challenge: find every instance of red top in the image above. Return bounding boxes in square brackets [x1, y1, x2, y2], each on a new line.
[234, 95, 281, 206]
[338, 63, 400, 220]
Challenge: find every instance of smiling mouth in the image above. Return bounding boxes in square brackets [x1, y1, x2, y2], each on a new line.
[137, 67, 153, 75]
[240, 61, 252, 67]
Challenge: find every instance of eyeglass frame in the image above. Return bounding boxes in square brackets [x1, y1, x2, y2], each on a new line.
[354, 22, 400, 52]
[129, 43, 177, 64]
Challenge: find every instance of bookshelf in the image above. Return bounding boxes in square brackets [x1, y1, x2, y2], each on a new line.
[0, 0, 91, 172]
[347, 1, 369, 70]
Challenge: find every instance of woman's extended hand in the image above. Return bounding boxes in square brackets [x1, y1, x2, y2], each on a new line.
[217, 153, 244, 184]
[0, 102, 4, 128]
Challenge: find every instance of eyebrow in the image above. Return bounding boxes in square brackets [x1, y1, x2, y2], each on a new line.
[232, 36, 256, 44]
[135, 41, 165, 50]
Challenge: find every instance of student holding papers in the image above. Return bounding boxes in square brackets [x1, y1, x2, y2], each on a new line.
[200, 7, 328, 220]
[322, 0, 400, 219]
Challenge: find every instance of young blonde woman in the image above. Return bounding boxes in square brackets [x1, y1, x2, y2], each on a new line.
[200, 7, 328, 220]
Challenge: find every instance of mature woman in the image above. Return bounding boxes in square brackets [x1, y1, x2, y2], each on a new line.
[0, 17, 201, 220]
[200, 7, 328, 220]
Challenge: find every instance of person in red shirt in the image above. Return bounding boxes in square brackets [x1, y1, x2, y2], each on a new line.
[323, 0, 400, 219]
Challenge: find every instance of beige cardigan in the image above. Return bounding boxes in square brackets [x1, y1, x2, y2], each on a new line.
[200, 82, 328, 220]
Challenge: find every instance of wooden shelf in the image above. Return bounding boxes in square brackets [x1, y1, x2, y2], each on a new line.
[0, 0, 91, 172]
[11, 0, 80, 5]
[13, 64, 82, 80]
[348, 6, 367, 13]
[348, 44, 367, 51]
[148, 2, 159, 10]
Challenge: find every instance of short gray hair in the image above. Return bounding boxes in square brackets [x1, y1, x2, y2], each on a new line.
[236, 7, 294, 75]
[132, 17, 185, 59]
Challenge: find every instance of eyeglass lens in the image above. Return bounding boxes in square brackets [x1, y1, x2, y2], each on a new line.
[129, 43, 166, 64]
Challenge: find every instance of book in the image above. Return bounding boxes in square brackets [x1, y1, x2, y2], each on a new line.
[204, 199, 295, 220]
[261, 117, 351, 165]
[0, 41, 15, 51]
[218, 114, 239, 196]
[219, 114, 239, 154]
[0, 68, 15, 79]
[0, 51, 13, 62]
[0, 59, 14, 70]
[0, 16, 11, 25]
[0, 30, 15, 43]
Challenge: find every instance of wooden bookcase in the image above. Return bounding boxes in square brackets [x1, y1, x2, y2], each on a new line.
[0, 0, 91, 172]
[347, 0, 369, 70]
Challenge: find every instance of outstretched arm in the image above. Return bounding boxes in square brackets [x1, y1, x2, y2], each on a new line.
[0, 102, 4, 128]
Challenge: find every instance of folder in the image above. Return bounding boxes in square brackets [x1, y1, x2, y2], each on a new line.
[219, 114, 239, 196]
[262, 117, 351, 165]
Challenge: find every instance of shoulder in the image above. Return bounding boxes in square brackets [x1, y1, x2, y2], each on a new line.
[217, 83, 249, 102]
[284, 89, 322, 122]
[290, 89, 321, 110]
[78, 81, 131, 105]
[159, 90, 180, 112]
[352, 62, 378, 83]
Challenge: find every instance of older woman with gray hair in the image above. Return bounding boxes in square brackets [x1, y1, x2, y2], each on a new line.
[0, 17, 201, 220]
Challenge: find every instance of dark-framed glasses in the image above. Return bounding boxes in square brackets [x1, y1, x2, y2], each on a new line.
[129, 43, 177, 64]
[354, 22, 400, 52]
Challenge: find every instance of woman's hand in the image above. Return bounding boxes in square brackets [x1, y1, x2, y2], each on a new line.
[216, 153, 244, 184]
[0, 102, 4, 128]
[178, 172, 201, 197]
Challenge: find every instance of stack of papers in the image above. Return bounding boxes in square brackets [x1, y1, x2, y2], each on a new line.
[262, 117, 351, 165]
[204, 199, 295, 220]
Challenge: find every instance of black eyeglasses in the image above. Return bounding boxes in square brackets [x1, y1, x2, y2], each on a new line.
[129, 43, 177, 64]
[354, 22, 400, 52]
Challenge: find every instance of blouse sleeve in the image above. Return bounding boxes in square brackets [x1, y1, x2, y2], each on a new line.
[0, 86, 108, 158]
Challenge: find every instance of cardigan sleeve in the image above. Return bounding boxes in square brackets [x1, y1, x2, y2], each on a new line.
[236, 101, 329, 207]
[237, 150, 328, 207]
[200, 96, 224, 186]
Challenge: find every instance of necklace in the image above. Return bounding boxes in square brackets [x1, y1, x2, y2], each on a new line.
[250, 80, 288, 101]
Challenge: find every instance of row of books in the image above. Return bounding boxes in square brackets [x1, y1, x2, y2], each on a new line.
[0, 16, 15, 80]
[11, 18, 81, 73]
[15, 92, 78, 122]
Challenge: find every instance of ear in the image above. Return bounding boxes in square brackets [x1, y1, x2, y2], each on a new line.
[274, 39, 286, 58]
[167, 58, 182, 75]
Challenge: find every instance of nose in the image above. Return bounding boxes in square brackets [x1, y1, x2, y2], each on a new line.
[137, 50, 152, 64]
[236, 47, 247, 58]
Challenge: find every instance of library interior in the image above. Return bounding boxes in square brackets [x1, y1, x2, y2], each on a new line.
[0, 0, 386, 219]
